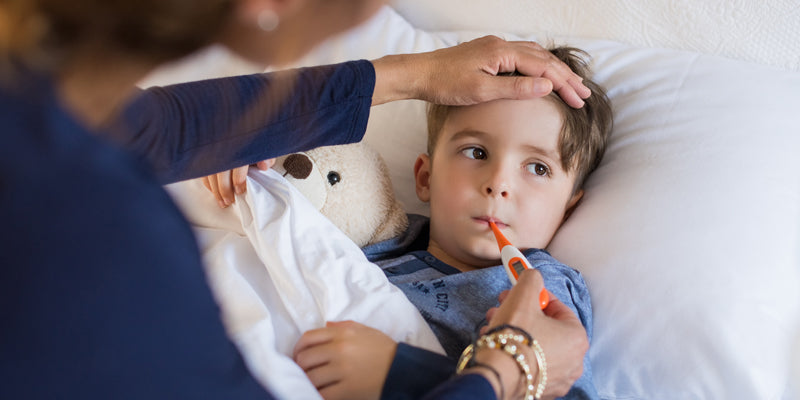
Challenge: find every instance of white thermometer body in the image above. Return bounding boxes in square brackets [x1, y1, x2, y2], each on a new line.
[500, 245, 532, 284]
[489, 221, 550, 309]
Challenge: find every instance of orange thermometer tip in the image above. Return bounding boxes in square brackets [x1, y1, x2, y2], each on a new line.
[488, 221, 512, 251]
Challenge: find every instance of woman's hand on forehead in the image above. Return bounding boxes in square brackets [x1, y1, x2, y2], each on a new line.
[372, 36, 591, 108]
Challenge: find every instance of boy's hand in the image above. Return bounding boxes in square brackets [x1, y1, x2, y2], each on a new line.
[293, 320, 397, 400]
[201, 159, 275, 208]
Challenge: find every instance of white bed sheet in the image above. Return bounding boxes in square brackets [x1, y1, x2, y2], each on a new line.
[165, 170, 443, 400]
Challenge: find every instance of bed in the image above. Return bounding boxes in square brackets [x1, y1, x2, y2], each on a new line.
[142, 1, 800, 399]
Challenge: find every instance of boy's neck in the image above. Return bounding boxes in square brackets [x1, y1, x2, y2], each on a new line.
[426, 242, 497, 273]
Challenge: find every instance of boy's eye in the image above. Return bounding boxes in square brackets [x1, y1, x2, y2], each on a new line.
[526, 162, 550, 176]
[461, 147, 487, 160]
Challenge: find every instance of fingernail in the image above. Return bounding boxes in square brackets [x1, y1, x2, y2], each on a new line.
[533, 80, 552, 95]
[218, 200, 227, 208]
[235, 186, 244, 195]
[539, 288, 550, 309]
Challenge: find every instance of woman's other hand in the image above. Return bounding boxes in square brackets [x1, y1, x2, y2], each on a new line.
[201, 159, 275, 208]
[371, 35, 591, 108]
[293, 320, 397, 400]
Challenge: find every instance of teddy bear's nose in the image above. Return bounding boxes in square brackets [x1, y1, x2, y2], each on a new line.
[283, 153, 312, 179]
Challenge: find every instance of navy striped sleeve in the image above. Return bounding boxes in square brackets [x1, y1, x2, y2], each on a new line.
[382, 343, 457, 400]
[421, 373, 496, 400]
[112, 60, 375, 183]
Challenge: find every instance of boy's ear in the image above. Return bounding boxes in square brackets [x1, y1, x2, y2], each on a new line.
[563, 189, 584, 222]
[413, 154, 432, 203]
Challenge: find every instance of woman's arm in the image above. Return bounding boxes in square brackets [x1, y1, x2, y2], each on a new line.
[111, 61, 374, 184]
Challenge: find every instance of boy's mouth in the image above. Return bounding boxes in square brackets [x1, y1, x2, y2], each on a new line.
[474, 216, 507, 229]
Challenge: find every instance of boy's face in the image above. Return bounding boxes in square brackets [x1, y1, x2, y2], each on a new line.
[415, 98, 583, 271]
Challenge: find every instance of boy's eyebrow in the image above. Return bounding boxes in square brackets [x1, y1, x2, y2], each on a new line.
[448, 129, 488, 143]
[449, 129, 561, 161]
[521, 143, 561, 162]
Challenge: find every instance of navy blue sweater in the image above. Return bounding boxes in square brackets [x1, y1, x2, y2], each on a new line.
[0, 62, 371, 399]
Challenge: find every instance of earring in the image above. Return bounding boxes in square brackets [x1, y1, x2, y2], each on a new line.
[257, 9, 279, 31]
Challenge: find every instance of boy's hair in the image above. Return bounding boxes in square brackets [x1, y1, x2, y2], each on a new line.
[426, 46, 613, 194]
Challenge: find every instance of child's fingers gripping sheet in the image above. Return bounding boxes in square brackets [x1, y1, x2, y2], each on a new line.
[165, 169, 443, 400]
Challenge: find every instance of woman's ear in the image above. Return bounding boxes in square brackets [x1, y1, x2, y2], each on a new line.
[233, 0, 286, 23]
[413, 154, 432, 203]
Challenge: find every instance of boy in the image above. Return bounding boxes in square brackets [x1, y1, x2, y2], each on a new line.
[352, 46, 613, 398]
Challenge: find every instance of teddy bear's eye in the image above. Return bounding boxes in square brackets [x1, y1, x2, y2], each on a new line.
[327, 171, 341, 186]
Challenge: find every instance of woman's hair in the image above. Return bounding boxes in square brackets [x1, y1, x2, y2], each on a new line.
[0, 0, 233, 69]
[426, 46, 613, 194]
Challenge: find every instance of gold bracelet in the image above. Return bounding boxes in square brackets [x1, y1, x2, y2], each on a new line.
[455, 332, 530, 372]
[456, 330, 545, 400]
[530, 339, 547, 400]
[484, 324, 533, 345]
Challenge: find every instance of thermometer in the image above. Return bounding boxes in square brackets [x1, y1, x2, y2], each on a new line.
[488, 221, 550, 309]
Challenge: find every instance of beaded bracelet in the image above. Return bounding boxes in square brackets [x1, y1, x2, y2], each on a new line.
[484, 324, 533, 345]
[456, 326, 547, 400]
[529, 339, 547, 400]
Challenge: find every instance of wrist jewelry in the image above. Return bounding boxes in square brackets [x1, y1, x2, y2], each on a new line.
[456, 325, 547, 400]
[529, 339, 547, 400]
[484, 324, 533, 345]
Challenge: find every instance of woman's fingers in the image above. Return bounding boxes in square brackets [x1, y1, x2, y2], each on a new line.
[200, 159, 276, 208]
[203, 174, 226, 208]
[231, 165, 249, 195]
[256, 158, 277, 170]
[505, 40, 590, 107]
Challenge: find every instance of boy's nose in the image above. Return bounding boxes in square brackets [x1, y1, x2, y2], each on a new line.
[483, 170, 510, 198]
[482, 161, 512, 198]
[484, 185, 509, 198]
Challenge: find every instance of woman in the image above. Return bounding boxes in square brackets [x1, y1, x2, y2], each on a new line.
[0, 0, 590, 398]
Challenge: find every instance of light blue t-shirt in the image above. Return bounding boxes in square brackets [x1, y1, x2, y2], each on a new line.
[363, 214, 598, 400]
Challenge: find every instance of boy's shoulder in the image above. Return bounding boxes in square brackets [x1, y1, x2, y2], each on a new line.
[362, 213, 430, 262]
[523, 248, 584, 278]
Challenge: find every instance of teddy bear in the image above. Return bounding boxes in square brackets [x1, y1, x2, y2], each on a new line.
[272, 142, 408, 247]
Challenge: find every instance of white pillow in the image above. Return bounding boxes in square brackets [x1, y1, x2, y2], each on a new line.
[390, 0, 800, 72]
[293, 7, 800, 399]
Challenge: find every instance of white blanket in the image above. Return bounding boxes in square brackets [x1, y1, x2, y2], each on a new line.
[166, 169, 443, 400]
